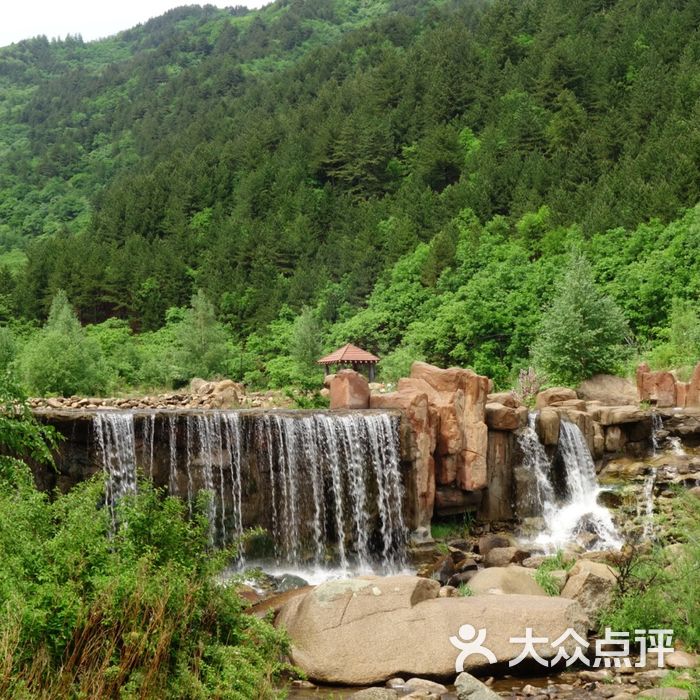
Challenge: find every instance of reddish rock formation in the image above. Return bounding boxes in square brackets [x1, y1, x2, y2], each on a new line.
[535, 387, 578, 409]
[372, 362, 489, 526]
[636, 363, 677, 407]
[329, 369, 370, 409]
[688, 363, 700, 408]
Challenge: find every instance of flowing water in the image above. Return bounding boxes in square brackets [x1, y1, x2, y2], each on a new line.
[519, 414, 621, 551]
[641, 468, 657, 541]
[92, 410, 406, 572]
[651, 411, 663, 455]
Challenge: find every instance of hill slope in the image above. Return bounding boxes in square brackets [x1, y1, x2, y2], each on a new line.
[1, 0, 699, 391]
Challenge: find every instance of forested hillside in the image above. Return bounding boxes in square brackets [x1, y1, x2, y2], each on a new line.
[1, 0, 699, 395]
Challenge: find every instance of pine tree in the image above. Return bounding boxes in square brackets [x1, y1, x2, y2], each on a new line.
[532, 252, 630, 385]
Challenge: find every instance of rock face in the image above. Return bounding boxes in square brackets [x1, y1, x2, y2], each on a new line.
[329, 369, 370, 409]
[560, 560, 616, 628]
[371, 362, 489, 527]
[276, 575, 589, 685]
[577, 374, 638, 406]
[688, 363, 700, 408]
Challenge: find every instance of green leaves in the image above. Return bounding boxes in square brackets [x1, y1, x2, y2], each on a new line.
[532, 251, 631, 385]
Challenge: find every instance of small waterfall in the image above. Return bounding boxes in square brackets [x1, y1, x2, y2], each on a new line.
[641, 469, 657, 541]
[651, 412, 663, 455]
[668, 436, 686, 456]
[94, 412, 138, 528]
[517, 414, 557, 521]
[518, 414, 621, 551]
[551, 421, 621, 550]
[92, 410, 406, 571]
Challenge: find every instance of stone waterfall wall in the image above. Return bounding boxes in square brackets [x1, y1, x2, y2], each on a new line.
[370, 362, 490, 529]
[31, 408, 407, 567]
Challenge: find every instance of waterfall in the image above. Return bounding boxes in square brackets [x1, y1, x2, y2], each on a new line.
[652, 412, 686, 456]
[517, 414, 557, 522]
[641, 469, 657, 541]
[91, 410, 406, 571]
[518, 414, 621, 551]
[93, 412, 138, 528]
[651, 412, 663, 455]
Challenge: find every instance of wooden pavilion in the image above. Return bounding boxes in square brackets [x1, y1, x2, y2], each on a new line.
[317, 343, 380, 381]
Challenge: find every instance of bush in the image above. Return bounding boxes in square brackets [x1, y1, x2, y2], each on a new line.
[18, 291, 110, 396]
[0, 377, 293, 697]
[600, 493, 700, 651]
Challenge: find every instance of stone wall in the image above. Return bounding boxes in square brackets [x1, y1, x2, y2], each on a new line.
[637, 361, 700, 408]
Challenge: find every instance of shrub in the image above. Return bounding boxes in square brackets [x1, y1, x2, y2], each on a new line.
[600, 493, 700, 651]
[0, 377, 293, 697]
[18, 291, 110, 396]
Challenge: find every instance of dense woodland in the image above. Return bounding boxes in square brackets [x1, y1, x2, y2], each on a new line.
[1, 0, 700, 395]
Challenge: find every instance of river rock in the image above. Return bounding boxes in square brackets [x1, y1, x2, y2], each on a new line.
[468, 567, 547, 596]
[535, 387, 578, 409]
[484, 546, 530, 567]
[276, 575, 588, 684]
[560, 560, 616, 628]
[665, 650, 699, 669]
[455, 672, 501, 700]
[330, 369, 370, 409]
[351, 690, 399, 700]
[404, 678, 448, 695]
[605, 425, 627, 452]
[477, 534, 512, 556]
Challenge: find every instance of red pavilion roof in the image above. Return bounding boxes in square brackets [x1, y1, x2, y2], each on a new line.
[317, 343, 380, 365]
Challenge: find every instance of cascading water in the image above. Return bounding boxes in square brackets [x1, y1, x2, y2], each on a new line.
[640, 469, 657, 541]
[92, 410, 406, 572]
[93, 412, 138, 528]
[518, 414, 621, 551]
[517, 414, 557, 522]
[651, 412, 663, 455]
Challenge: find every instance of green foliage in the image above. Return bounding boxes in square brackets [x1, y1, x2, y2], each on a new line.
[532, 251, 631, 386]
[534, 550, 573, 596]
[600, 494, 700, 651]
[291, 306, 322, 373]
[646, 298, 700, 379]
[0, 378, 291, 698]
[457, 583, 473, 597]
[430, 513, 474, 540]
[174, 290, 230, 381]
[2, 1, 700, 393]
[18, 291, 109, 396]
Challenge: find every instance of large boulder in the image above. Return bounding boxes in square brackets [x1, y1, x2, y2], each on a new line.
[330, 369, 370, 409]
[560, 560, 617, 629]
[483, 546, 530, 568]
[535, 387, 578, 409]
[636, 364, 677, 407]
[485, 402, 527, 431]
[577, 375, 638, 406]
[277, 575, 589, 684]
[468, 567, 547, 596]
